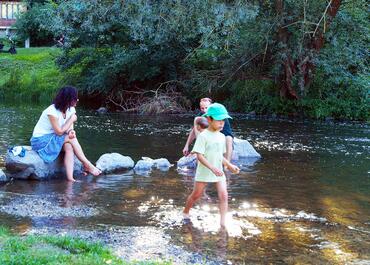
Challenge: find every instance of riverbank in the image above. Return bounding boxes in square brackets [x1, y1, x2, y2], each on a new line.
[0, 226, 171, 265]
[1, 47, 368, 121]
[0, 47, 62, 103]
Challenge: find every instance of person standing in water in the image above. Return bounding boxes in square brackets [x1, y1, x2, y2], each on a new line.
[183, 103, 240, 227]
[30, 86, 101, 182]
[183, 98, 234, 162]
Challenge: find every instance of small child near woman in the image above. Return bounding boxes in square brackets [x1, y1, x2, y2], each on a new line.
[183, 103, 239, 227]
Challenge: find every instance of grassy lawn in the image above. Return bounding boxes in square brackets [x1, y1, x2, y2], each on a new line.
[0, 227, 171, 265]
[0, 47, 62, 102]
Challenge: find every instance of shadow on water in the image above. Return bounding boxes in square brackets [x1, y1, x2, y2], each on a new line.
[0, 104, 369, 264]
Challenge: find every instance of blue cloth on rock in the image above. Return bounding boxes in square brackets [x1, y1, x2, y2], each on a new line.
[30, 133, 65, 163]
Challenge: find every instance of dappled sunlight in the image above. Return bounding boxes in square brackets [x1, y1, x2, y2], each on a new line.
[321, 196, 364, 226]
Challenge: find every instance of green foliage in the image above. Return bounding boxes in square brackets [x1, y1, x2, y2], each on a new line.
[14, 1, 58, 46]
[11, 0, 370, 120]
[0, 48, 62, 103]
[50, 0, 258, 97]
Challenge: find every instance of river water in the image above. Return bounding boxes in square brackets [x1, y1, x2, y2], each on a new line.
[0, 104, 369, 264]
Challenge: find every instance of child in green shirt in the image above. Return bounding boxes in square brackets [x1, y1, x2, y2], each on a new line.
[183, 103, 240, 227]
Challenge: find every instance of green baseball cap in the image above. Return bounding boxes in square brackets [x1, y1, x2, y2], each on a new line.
[202, 103, 232, 120]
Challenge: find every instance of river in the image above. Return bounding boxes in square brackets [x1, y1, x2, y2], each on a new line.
[0, 104, 369, 264]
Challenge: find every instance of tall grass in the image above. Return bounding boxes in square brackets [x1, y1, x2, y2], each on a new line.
[0, 47, 63, 103]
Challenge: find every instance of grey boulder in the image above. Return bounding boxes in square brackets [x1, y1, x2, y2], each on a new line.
[232, 138, 261, 159]
[5, 146, 83, 180]
[134, 157, 172, 172]
[134, 160, 154, 171]
[177, 155, 197, 170]
[96, 153, 135, 173]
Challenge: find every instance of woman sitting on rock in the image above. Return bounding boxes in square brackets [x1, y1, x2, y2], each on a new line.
[30, 86, 101, 181]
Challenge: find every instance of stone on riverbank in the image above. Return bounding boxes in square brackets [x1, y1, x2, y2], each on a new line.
[96, 153, 135, 173]
[5, 146, 83, 180]
[0, 169, 9, 182]
[134, 157, 172, 172]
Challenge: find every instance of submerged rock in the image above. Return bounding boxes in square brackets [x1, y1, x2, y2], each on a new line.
[0, 169, 9, 182]
[134, 157, 172, 172]
[5, 146, 83, 180]
[96, 153, 135, 173]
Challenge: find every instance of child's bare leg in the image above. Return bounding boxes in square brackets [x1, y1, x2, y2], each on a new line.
[183, 182, 207, 216]
[216, 180, 228, 227]
[63, 143, 75, 182]
[64, 136, 101, 176]
[225, 136, 233, 162]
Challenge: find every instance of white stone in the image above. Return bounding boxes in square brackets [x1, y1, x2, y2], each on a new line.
[96, 153, 135, 173]
[134, 157, 172, 172]
[134, 160, 154, 171]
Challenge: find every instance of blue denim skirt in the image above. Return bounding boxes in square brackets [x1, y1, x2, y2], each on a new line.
[30, 133, 65, 163]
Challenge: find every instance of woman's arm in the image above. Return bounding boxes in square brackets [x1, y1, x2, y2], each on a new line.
[183, 128, 196, 156]
[48, 114, 77, 136]
[196, 153, 223, 176]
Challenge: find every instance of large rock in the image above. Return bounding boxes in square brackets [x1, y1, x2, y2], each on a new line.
[233, 138, 261, 159]
[0, 169, 9, 182]
[5, 146, 83, 180]
[96, 153, 134, 173]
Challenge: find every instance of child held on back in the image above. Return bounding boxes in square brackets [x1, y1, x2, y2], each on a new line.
[183, 103, 240, 227]
[182, 98, 212, 156]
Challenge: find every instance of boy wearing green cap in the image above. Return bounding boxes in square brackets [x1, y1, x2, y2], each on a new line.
[183, 103, 240, 227]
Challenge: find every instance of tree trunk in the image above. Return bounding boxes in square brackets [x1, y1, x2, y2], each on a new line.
[277, 0, 341, 100]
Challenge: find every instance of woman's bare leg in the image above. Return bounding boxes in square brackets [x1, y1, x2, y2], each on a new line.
[63, 143, 75, 182]
[64, 136, 101, 176]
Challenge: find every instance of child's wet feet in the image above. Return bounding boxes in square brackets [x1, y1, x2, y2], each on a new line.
[182, 217, 192, 225]
[182, 213, 192, 225]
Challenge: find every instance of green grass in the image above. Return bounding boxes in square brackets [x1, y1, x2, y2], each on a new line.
[0, 227, 172, 265]
[0, 47, 63, 103]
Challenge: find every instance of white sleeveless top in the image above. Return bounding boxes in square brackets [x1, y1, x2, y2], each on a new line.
[32, 104, 76, 137]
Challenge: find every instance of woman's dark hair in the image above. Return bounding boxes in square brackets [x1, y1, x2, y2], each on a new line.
[53, 86, 78, 112]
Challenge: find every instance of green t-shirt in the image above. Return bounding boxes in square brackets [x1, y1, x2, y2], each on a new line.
[192, 129, 226, 182]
